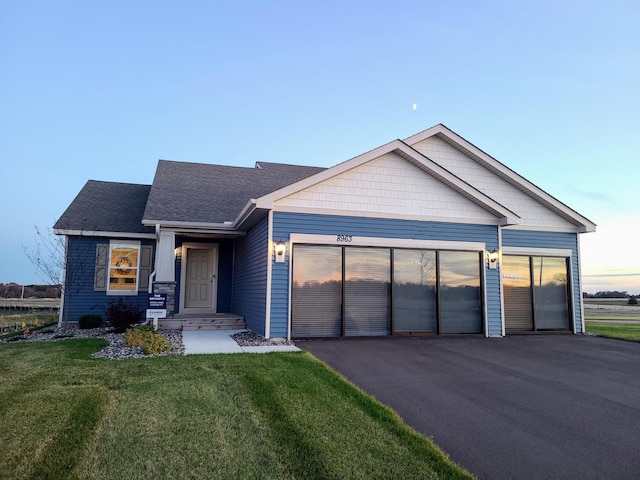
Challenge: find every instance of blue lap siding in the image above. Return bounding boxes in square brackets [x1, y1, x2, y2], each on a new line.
[232, 217, 269, 335]
[270, 211, 502, 337]
[61, 236, 154, 324]
[502, 229, 582, 332]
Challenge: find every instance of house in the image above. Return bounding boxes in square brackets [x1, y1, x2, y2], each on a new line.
[54, 124, 596, 339]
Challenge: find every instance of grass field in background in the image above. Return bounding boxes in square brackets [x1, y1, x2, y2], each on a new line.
[0, 311, 58, 329]
[585, 322, 640, 342]
[583, 297, 640, 331]
[585, 313, 640, 321]
[583, 298, 637, 307]
[0, 339, 471, 480]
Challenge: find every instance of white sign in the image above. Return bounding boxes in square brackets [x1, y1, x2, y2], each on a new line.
[146, 309, 167, 319]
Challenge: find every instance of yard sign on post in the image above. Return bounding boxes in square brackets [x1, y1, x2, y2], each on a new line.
[147, 293, 167, 331]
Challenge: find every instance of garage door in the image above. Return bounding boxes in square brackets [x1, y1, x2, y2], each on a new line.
[503, 255, 571, 332]
[291, 244, 483, 337]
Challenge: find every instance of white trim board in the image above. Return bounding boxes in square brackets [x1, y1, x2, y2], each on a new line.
[502, 246, 573, 257]
[271, 205, 508, 226]
[53, 229, 156, 239]
[289, 234, 486, 252]
[265, 210, 274, 339]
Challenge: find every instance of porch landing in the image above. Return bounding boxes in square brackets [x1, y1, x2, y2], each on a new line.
[158, 313, 246, 331]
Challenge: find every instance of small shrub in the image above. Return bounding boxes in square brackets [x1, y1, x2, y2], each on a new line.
[78, 314, 102, 329]
[123, 325, 154, 346]
[124, 326, 170, 355]
[629, 296, 638, 305]
[106, 299, 142, 333]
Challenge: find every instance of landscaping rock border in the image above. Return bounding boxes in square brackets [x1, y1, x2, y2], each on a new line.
[2, 326, 295, 356]
[2, 326, 185, 359]
[231, 330, 295, 346]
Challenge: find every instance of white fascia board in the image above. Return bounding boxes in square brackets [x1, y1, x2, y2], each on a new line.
[53, 229, 156, 239]
[255, 139, 520, 225]
[271, 205, 507, 226]
[404, 124, 596, 232]
[233, 199, 258, 227]
[157, 227, 246, 236]
[402, 124, 446, 145]
[502, 246, 573, 257]
[142, 219, 237, 230]
[504, 224, 589, 234]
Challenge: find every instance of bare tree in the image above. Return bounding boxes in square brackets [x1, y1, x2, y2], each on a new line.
[23, 226, 89, 331]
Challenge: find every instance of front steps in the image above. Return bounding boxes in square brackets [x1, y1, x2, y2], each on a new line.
[158, 313, 245, 331]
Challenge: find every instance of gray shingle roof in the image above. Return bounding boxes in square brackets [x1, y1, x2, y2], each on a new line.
[54, 181, 154, 234]
[142, 160, 326, 224]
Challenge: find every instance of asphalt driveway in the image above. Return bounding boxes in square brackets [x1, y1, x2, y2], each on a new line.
[301, 334, 640, 480]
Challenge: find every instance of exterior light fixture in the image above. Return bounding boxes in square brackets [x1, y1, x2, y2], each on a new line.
[487, 249, 499, 269]
[274, 241, 287, 263]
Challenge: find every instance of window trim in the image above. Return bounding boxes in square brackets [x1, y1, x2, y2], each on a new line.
[106, 241, 141, 295]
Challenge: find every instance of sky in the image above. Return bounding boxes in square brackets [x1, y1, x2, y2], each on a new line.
[1, 0, 639, 294]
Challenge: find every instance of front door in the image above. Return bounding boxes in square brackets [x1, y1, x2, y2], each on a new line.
[184, 246, 217, 311]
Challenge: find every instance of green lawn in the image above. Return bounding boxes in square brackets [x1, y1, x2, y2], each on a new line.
[0, 340, 472, 480]
[585, 321, 640, 342]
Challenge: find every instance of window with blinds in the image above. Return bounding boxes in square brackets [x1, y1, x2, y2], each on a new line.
[439, 251, 483, 334]
[503, 255, 534, 332]
[344, 248, 390, 336]
[291, 245, 342, 337]
[393, 249, 437, 333]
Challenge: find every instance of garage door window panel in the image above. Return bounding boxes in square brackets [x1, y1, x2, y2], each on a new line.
[439, 251, 482, 334]
[503, 255, 534, 332]
[533, 256, 570, 330]
[291, 245, 342, 337]
[393, 249, 437, 333]
[344, 248, 391, 336]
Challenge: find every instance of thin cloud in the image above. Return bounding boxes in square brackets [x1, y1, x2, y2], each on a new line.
[570, 189, 622, 209]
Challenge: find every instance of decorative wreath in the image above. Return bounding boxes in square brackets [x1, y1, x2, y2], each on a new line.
[116, 256, 132, 275]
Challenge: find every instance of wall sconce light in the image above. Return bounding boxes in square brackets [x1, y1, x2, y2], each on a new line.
[274, 241, 286, 263]
[487, 249, 499, 269]
[174, 247, 181, 258]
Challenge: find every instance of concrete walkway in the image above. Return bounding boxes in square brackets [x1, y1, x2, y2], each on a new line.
[182, 329, 300, 354]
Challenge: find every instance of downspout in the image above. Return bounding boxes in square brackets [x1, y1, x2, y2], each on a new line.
[148, 224, 160, 294]
[141, 225, 160, 326]
[265, 211, 273, 339]
[499, 226, 505, 337]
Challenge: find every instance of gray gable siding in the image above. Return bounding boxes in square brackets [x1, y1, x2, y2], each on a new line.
[502, 229, 582, 332]
[232, 216, 269, 335]
[270, 211, 502, 338]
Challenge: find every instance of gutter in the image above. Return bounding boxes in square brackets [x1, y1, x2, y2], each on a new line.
[233, 199, 258, 229]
